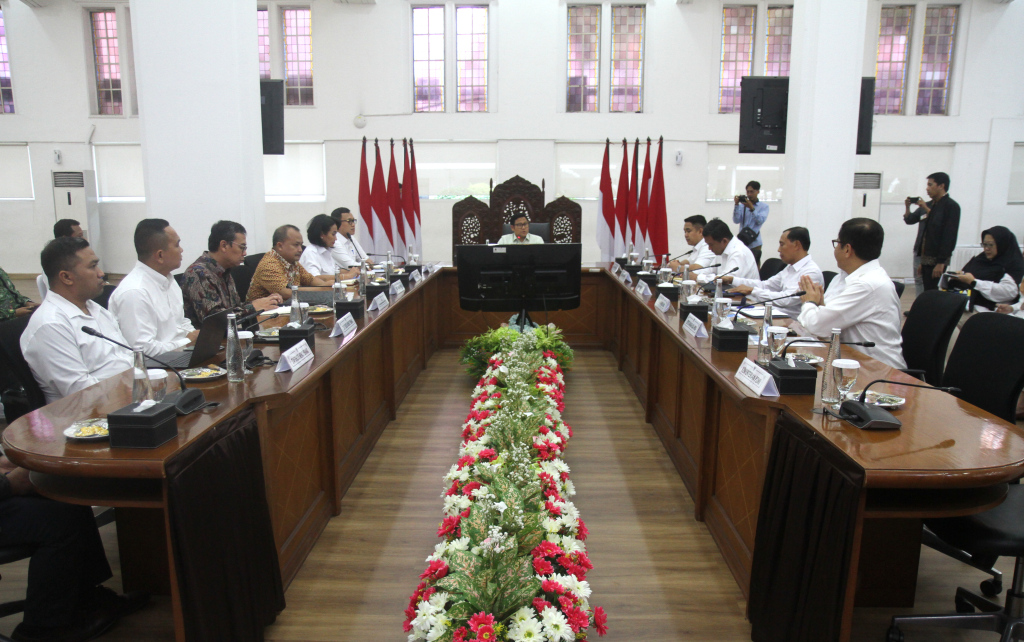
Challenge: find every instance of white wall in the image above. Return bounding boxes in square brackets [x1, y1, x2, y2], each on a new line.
[1, 0, 1022, 277]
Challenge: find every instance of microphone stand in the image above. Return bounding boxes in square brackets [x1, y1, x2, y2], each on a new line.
[832, 379, 962, 430]
[238, 312, 279, 333]
[81, 327, 207, 416]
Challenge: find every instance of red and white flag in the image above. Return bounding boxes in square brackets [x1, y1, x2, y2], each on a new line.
[648, 137, 669, 258]
[402, 140, 418, 256]
[357, 138, 374, 252]
[636, 139, 652, 253]
[596, 140, 616, 262]
[387, 140, 407, 254]
[627, 138, 639, 250]
[409, 140, 423, 256]
[371, 140, 393, 256]
[614, 140, 629, 258]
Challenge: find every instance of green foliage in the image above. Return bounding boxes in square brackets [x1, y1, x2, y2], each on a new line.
[458, 324, 574, 379]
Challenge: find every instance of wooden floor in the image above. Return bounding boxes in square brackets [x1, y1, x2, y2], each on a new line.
[0, 346, 1016, 641]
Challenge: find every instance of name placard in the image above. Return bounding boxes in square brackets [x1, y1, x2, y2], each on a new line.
[611, 263, 622, 276]
[410, 269, 422, 284]
[368, 292, 390, 312]
[622, 271, 633, 285]
[330, 312, 357, 338]
[276, 339, 314, 373]
[635, 280, 652, 300]
[655, 294, 672, 313]
[735, 358, 780, 396]
[681, 313, 709, 338]
[390, 279, 406, 296]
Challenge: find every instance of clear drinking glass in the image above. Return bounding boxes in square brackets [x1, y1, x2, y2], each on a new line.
[680, 280, 697, 300]
[713, 298, 732, 324]
[658, 267, 673, 284]
[768, 327, 790, 360]
[831, 359, 860, 410]
[147, 369, 167, 402]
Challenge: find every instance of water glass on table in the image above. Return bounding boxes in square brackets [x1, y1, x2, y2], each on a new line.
[831, 359, 860, 411]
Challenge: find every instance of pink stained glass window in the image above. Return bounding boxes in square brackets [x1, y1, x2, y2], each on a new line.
[283, 8, 313, 106]
[567, 5, 600, 113]
[874, 6, 914, 115]
[610, 6, 644, 113]
[916, 5, 957, 115]
[456, 6, 487, 112]
[0, 9, 13, 114]
[91, 10, 122, 115]
[413, 6, 444, 112]
[719, 6, 755, 114]
[257, 9, 271, 80]
[765, 6, 793, 77]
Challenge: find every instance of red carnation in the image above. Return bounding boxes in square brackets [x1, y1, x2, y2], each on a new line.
[558, 595, 576, 611]
[577, 518, 589, 541]
[461, 481, 482, 496]
[533, 598, 552, 613]
[565, 606, 590, 633]
[453, 626, 469, 642]
[457, 455, 476, 470]
[545, 501, 563, 516]
[419, 559, 449, 581]
[594, 606, 608, 636]
[538, 425, 550, 434]
[542, 579, 566, 595]
[533, 557, 554, 575]
[532, 540, 564, 559]
[478, 448, 497, 462]
[468, 612, 495, 632]
[445, 480, 461, 497]
[437, 514, 462, 537]
[474, 624, 496, 641]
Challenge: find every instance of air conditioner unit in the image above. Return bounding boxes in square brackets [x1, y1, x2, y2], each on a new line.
[52, 171, 100, 247]
[852, 172, 882, 220]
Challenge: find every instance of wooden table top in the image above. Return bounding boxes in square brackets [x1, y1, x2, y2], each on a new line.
[603, 263, 1024, 489]
[2, 269, 442, 479]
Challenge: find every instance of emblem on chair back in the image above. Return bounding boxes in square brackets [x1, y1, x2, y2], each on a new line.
[452, 196, 490, 246]
[543, 196, 582, 245]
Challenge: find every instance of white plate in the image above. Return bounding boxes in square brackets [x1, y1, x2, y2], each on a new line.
[846, 390, 906, 409]
[789, 352, 824, 365]
[307, 305, 333, 315]
[180, 366, 227, 381]
[64, 418, 109, 441]
[256, 328, 280, 337]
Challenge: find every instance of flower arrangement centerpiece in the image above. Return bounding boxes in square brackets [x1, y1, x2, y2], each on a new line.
[405, 327, 606, 642]
[459, 324, 574, 381]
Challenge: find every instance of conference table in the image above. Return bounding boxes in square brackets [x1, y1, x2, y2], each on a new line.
[4, 264, 1023, 642]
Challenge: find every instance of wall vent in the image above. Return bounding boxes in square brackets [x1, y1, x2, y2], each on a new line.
[53, 172, 86, 189]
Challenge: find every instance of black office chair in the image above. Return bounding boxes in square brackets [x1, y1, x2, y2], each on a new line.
[893, 280, 906, 299]
[822, 270, 837, 289]
[899, 290, 966, 384]
[501, 222, 551, 242]
[758, 258, 785, 281]
[231, 263, 257, 303]
[173, 273, 185, 287]
[0, 316, 46, 424]
[244, 252, 266, 268]
[91, 284, 117, 310]
[0, 542, 35, 635]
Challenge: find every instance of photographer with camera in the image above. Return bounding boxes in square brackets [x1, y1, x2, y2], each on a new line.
[733, 180, 769, 267]
[904, 172, 960, 294]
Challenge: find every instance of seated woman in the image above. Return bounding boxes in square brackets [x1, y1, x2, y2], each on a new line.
[0, 266, 38, 322]
[948, 226, 1024, 311]
[300, 214, 342, 277]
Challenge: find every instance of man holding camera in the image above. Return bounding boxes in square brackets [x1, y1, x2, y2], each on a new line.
[733, 180, 769, 267]
[904, 172, 960, 293]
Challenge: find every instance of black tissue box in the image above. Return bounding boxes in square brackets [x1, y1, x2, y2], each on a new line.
[638, 273, 660, 289]
[390, 272, 411, 288]
[679, 302, 709, 323]
[365, 283, 390, 301]
[334, 298, 365, 320]
[766, 358, 819, 395]
[656, 284, 679, 302]
[280, 319, 316, 353]
[108, 401, 178, 449]
[614, 257, 628, 267]
[623, 264, 643, 277]
[711, 323, 753, 352]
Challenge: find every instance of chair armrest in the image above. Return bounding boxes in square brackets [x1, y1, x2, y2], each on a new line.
[900, 368, 927, 382]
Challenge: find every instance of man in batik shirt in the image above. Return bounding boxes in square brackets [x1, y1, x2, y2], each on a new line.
[0, 267, 38, 322]
[246, 224, 333, 302]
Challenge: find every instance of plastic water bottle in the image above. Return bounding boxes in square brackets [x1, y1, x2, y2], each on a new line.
[226, 313, 245, 383]
[820, 328, 843, 406]
[386, 250, 393, 281]
[333, 282, 344, 317]
[289, 285, 301, 323]
[757, 303, 773, 366]
[131, 350, 153, 403]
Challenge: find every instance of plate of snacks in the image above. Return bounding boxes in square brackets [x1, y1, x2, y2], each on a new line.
[181, 366, 227, 381]
[256, 328, 280, 341]
[64, 418, 110, 441]
[846, 390, 906, 409]
[307, 305, 333, 315]
[790, 352, 824, 365]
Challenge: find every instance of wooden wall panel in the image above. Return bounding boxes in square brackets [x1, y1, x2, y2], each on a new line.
[392, 290, 424, 405]
[360, 327, 391, 437]
[330, 351, 365, 506]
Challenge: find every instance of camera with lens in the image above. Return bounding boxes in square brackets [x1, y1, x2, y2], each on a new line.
[737, 195, 748, 203]
[907, 196, 921, 203]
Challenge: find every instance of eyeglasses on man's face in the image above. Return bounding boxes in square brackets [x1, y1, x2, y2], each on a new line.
[831, 239, 846, 249]
[231, 242, 248, 252]
[512, 221, 529, 228]
[343, 218, 357, 224]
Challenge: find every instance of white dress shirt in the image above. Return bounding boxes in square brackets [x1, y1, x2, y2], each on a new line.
[1010, 300, 1024, 319]
[497, 233, 544, 245]
[972, 273, 1019, 304]
[731, 254, 825, 317]
[299, 244, 338, 277]
[331, 234, 368, 269]
[109, 261, 196, 358]
[716, 237, 760, 280]
[685, 239, 719, 274]
[21, 291, 133, 404]
[797, 259, 906, 369]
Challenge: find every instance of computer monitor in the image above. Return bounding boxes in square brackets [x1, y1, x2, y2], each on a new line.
[456, 243, 582, 319]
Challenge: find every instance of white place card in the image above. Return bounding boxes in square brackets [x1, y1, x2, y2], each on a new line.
[735, 358, 780, 397]
[682, 313, 709, 338]
[622, 271, 633, 285]
[330, 312, 357, 338]
[410, 269, 422, 284]
[276, 339, 314, 373]
[368, 292, 390, 312]
[635, 280, 652, 300]
[611, 263, 622, 276]
[390, 280, 405, 296]
[655, 294, 672, 313]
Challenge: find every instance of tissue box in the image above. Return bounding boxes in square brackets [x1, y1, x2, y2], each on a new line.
[614, 257, 628, 267]
[108, 401, 178, 449]
[679, 302, 709, 322]
[390, 272, 411, 287]
[766, 359, 818, 395]
[280, 319, 316, 353]
[334, 298, 365, 320]
[656, 283, 679, 302]
[623, 264, 643, 277]
[711, 325, 751, 352]
[638, 273, 660, 289]
[365, 283, 390, 300]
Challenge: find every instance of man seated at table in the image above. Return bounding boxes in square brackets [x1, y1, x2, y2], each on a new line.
[247, 224, 334, 302]
[668, 215, 716, 274]
[497, 213, 544, 245]
[0, 265, 38, 321]
[721, 227, 824, 317]
[701, 218, 759, 280]
[798, 217, 906, 369]
[329, 207, 374, 272]
[181, 221, 283, 326]
[21, 237, 133, 404]
[109, 219, 199, 357]
[53, 218, 85, 239]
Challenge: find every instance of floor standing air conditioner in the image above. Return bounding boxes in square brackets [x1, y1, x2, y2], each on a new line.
[52, 171, 100, 248]
[852, 172, 882, 220]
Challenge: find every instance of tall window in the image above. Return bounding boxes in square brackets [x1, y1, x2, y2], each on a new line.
[764, 6, 793, 77]
[874, 6, 913, 115]
[456, 6, 487, 112]
[567, 6, 600, 113]
[719, 6, 755, 113]
[0, 8, 13, 114]
[282, 8, 313, 105]
[90, 11, 122, 115]
[610, 6, 644, 113]
[916, 5, 957, 115]
[257, 9, 271, 80]
[413, 6, 444, 112]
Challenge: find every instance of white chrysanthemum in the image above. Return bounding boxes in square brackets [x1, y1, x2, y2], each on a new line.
[457, 468, 471, 483]
[542, 517, 562, 534]
[442, 495, 472, 517]
[447, 536, 471, 552]
[427, 592, 449, 610]
[471, 486, 492, 500]
[443, 464, 461, 482]
[509, 617, 543, 641]
[563, 479, 576, 496]
[540, 606, 573, 642]
[559, 536, 584, 555]
[510, 606, 535, 624]
[573, 579, 592, 600]
[546, 532, 561, 544]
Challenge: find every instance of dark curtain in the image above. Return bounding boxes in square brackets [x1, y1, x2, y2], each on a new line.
[165, 407, 285, 641]
[748, 413, 865, 642]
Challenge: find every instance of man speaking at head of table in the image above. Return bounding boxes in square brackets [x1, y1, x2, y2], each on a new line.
[497, 213, 544, 245]
[797, 217, 906, 369]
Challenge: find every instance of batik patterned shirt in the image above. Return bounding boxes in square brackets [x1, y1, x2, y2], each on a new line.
[181, 252, 254, 326]
[0, 267, 31, 322]
[246, 250, 315, 301]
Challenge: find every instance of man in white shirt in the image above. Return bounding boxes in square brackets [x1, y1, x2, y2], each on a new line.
[798, 217, 906, 369]
[669, 215, 717, 274]
[497, 214, 544, 245]
[330, 208, 373, 271]
[701, 218, 759, 280]
[110, 219, 199, 358]
[722, 227, 824, 317]
[22, 237, 134, 404]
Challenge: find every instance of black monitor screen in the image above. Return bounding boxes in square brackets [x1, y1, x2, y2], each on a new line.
[456, 243, 582, 313]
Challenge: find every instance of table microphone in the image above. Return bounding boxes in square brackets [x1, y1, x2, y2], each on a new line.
[238, 311, 279, 332]
[734, 291, 806, 320]
[838, 379, 961, 430]
[669, 249, 694, 261]
[780, 338, 875, 357]
[699, 267, 737, 292]
[81, 327, 207, 416]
